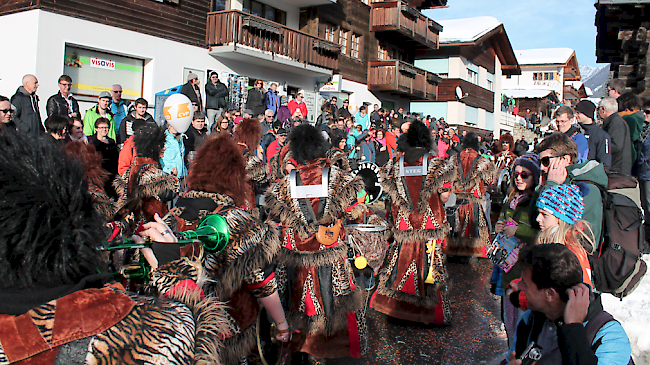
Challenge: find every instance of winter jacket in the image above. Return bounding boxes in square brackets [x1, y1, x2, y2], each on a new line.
[354, 112, 370, 131]
[205, 80, 228, 110]
[11, 86, 43, 135]
[46, 91, 80, 119]
[277, 105, 291, 124]
[118, 136, 136, 176]
[359, 140, 375, 163]
[621, 111, 644, 164]
[183, 125, 208, 154]
[110, 98, 132, 131]
[180, 82, 202, 112]
[530, 160, 607, 245]
[564, 126, 589, 163]
[338, 106, 351, 119]
[117, 111, 155, 145]
[266, 139, 284, 162]
[160, 130, 187, 178]
[288, 99, 308, 118]
[602, 113, 633, 175]
[386, 130, 399, 159]
[260, 120, 272, 136]
[265, 89, 280, 114]
[89, 134, 119, 176]
[83, 105, 116, 141]
[580, 122, 612, 170]
[636, 124, 650, 181]
[437, 139, 449, 158]
[509, 296, 631, 365]
[246, 88, 266, 117]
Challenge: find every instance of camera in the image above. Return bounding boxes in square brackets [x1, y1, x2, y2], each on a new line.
[519, 341, 543, 365]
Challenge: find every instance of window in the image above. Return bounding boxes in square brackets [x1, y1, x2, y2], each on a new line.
[242, 0, 287, 25]
[377, 42, 398, 61]
[467, 69, 478, 84]
[324, 23, 335, 43]
[351, 33, 361, 59]
[212, 0, 226, 11]
[487, 79, 493, 91]
[506, 74, 512, 79]
[339, 29, 349, 56]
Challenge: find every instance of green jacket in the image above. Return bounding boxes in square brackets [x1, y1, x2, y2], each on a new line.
[622, 112, 644, 163]
[530, 160, 607, 243]
[83, 105, 117, 141]
[496, 194, 539, 291]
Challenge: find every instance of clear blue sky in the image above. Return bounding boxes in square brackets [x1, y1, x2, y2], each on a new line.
[422, 0, 605, 67]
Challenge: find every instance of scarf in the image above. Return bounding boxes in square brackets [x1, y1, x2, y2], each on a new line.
[375, 137, 386, 147]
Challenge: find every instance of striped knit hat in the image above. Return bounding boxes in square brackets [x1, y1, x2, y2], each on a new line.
[536, 184, 587, 225]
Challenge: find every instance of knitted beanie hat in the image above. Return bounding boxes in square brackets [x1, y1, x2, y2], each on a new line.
[536, 184, 587, 225]
[513, 154, 541, 186]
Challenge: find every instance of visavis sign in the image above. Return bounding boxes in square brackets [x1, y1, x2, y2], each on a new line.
[90, 57, 116, 70]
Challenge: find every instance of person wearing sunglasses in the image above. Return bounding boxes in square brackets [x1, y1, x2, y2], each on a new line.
[46, 75, 80, 121]
[494, 133, 516, 171]
[245, 79, 266, 118]
[531, 132, 607, 246]
[0, 96, 16, 133]
[491, 154, 541, 343]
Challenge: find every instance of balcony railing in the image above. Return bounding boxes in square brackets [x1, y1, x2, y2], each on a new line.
[370, 1, 441, 49]
[368, 60, 440, 100]
[206, 10, 340, 71]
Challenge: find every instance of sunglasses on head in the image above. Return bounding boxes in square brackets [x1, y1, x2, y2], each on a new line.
[540, 154, 568, 167]
[514, 171, 531, 179]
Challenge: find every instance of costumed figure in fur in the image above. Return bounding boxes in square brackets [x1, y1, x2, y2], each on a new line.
[232, 118, 269, 214]
[268, 142, 294, 183]
[149, 135, 291, 365]
[0, 132, 210, 365]
[370, 121, 453, 325]
[326, 128, 352, 172]
[446, 132, 496, 257]
[494, 133, 516, 170]
[121, 124, 180, 228]
[265, 124, 384, 361]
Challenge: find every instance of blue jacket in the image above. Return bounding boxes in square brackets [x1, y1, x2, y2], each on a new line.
[354, 112, 370, 131]
[110, 98, 132, 131]
[509, 301, 631, 365]
[566, 126, 589, 163]
[359, 140, 375, 163]
[160, 130, 187, 178]
[265, 89, 280, 114]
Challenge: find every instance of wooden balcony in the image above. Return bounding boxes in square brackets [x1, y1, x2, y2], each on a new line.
[206, 10, 340, 72]
[368, 60, 441, 101]
[370, 1, 441, 51]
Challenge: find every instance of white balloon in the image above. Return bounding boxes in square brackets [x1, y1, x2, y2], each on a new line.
[163, 93, 194, 134]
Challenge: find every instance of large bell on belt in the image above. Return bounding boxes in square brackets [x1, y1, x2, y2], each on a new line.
[180, 214, 230, 253]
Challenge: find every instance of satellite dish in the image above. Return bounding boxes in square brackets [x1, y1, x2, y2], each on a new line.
[455, 86, 467, 100]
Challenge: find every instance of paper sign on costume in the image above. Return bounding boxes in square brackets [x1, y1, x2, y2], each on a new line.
[487, 233, 524, 273]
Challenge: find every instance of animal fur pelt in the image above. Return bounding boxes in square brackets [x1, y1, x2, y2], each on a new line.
[269, 144, 293, 182]
[123, 157, 180, 200]
[244, 152, 268, 182]
[447, 150, 496, 193]
[265, 164, 364, 240]
[326, 148, 351, 172]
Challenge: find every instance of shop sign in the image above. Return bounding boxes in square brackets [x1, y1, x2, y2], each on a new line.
[319, 75, 341, 92]
[90, 57, 116, 70]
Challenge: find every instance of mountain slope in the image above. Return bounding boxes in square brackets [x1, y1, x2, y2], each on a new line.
[579, 64, 610, 98]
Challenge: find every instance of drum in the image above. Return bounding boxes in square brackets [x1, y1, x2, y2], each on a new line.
[344, 224, 387, 274]
[351, 162, 383, 204]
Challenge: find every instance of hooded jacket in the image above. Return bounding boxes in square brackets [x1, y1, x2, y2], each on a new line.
[83, 105, 117, 141]
[117, 110, 155, 145]
[160, 129, 187, 178]
[11, 86, 43, 135]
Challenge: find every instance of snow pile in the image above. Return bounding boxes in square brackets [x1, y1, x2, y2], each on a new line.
[437, 16, 501, 44]
[601, 255, 650, 365]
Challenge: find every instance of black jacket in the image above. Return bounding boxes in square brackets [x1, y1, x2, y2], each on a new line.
[246, 88, 266, 117]
[89, 134, 119, 176]
[11, 86, 43, 136]
[602, 113, 633, 175]
[117, 111, 155, 145]
[580, 122, 612, 170]
[180, 82, 201, 111]
[338, 107, 351, 119]
[205, 80, 228, 110]
[46, 91, 80, 119]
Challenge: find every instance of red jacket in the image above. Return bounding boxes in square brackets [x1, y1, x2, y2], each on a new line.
[386, 130, 399, 159]
[288, 100, 308, 118]
[266, 139, 283, 163]
[118, 135, 136, 176]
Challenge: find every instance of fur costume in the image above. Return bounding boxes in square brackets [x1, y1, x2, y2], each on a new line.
[233, 118, 268, 212]
[495, 133, 516, 170]
[446, 148, 496, 257]
[326, 147, 352, 172]
[264, 125, 377, 359]
[150, 136, 281, 365]
[0, 132, 207, 364]
[370, 125, 452, 324]
[268, 143, 293, 182]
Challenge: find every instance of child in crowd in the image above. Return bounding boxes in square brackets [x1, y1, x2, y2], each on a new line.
[490, 154, 540, 344]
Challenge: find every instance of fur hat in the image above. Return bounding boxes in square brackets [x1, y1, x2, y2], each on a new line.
[405, 120, 432, 150]
[232, 118, 261, 152]
[537, 183, 589, 225]
[133, 124, 166, 161]
[0, 132, 107, 290]
[513, 154, 541, 186]
[289, 124, 329, 165]
[461, 132, 480, 152]
[62, 141, 111, 188]
[498, 133, 515, 152]
[187, 135, 251, 207]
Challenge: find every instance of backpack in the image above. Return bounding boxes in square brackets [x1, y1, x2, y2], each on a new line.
[589, 172, 648, 299]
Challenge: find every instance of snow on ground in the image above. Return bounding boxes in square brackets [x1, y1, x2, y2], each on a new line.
[601, 255, 650, 365]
